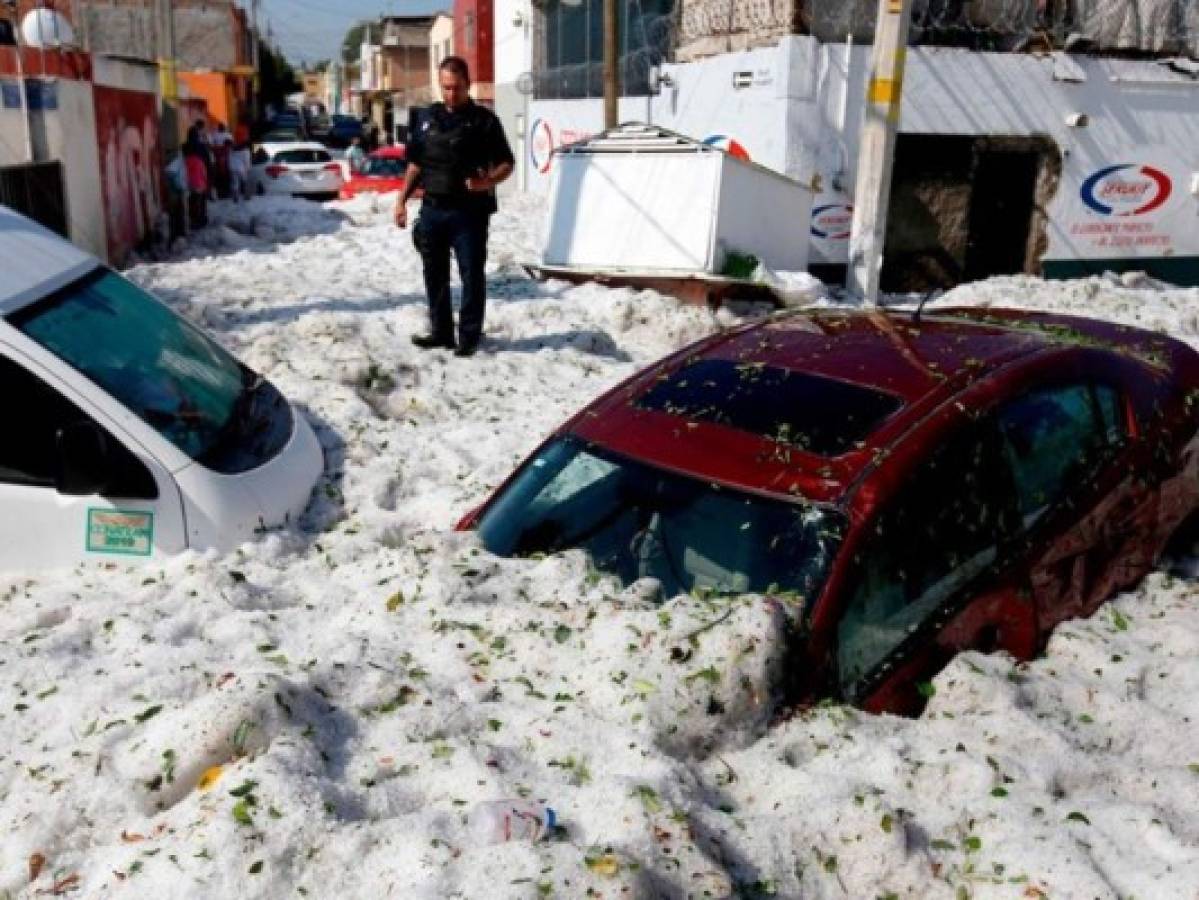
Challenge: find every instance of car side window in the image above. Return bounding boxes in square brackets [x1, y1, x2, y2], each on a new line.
[252, 148, 269, 165]
[0, 355, 157, 499]
[837, 422, 1016, 694]
[996, 383, 1124, 526]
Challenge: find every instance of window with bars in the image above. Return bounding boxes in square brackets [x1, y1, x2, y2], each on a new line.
[534, 0, 674, 99]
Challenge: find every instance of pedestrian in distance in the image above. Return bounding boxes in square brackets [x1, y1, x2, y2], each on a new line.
[394, 55, 515, 358]
[181, 125, 210, 227]
[186, 120, 215, 199]
[182, 147, 208, 229]
[347, 135, 366, 173]
[229, 141, 252, 203]
[211, 122, 233, 198]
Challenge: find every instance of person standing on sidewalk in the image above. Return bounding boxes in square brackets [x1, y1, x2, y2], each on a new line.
[394, 56, 514, 357]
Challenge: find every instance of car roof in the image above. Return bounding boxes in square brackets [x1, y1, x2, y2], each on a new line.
[567, 306, 1180, 506]
[0, 204, 98, 315]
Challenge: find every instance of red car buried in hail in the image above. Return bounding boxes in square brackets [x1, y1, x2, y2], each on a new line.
[464, 308, 1199, 715]
[339, 146, 410, 200]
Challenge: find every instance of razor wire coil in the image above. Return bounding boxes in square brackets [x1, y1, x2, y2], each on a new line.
[532, 0, 1198, 100]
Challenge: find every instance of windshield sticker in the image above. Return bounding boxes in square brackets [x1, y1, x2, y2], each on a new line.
[87, 509, 154, 556]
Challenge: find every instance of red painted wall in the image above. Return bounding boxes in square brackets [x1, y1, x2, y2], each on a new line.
[0, 45, 91, 79]
[93, 85, 163, 263]
[452, 0, 493, 87]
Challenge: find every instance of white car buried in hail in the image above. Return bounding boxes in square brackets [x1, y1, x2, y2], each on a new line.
[250, 141, 343, 201]
[0, 204, 324, 570]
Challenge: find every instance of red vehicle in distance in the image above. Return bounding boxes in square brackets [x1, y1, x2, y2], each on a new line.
[463, 308, 1199, 715]
[339, 146, 409, 200]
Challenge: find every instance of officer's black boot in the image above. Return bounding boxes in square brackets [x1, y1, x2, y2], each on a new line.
[412, 333, 457, 350]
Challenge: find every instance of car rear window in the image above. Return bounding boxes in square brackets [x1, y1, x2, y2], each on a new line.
[636, 358, 902, 455]
[274, 149, 330, 164]
[363, 157, 407, 177]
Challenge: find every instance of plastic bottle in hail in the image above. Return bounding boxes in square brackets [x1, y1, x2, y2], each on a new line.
[469, 799, 558, 844]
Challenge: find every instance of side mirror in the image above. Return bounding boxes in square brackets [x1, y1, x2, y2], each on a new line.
[55, 421, 112, 496]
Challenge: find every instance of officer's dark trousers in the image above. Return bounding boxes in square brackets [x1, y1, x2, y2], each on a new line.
[413, 203, 490, 346]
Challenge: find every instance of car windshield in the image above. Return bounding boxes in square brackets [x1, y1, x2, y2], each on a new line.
[478, 437, 845, 603]
[363, 157, 406, 177]
[10, 268, 293, 474]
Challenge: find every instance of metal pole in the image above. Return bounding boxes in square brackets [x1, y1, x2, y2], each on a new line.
[157, 0, 178, 155]
[250, 0, 260, 121]
[14, 40, 35, 162]
[602, 0, 618, 128]
[846, 0, 914, 304]
[77, 0, 91, 51]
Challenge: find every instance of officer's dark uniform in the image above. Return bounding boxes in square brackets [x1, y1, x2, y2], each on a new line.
[407, 100, 514, 350]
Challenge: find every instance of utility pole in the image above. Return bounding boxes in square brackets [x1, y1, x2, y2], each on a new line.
[602, 0, 617, 128]
[155, 0, 179, 155]
[846, 0, 914, 304]
[250, 0, 261, 121]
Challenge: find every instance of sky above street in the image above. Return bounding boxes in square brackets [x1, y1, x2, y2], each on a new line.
[257, 0, 449, 67]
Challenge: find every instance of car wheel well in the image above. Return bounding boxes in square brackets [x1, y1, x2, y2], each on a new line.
[1164, 506, 1199, 571]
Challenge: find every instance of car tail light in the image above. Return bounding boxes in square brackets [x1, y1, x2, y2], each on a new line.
[265, 164, 287, 178]
[323, 163, 342, 174]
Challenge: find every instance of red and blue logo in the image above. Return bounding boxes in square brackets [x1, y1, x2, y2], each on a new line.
[1080, 164, 1172, 217]
[530, 118, 554, 175]
[811, 203, 854, 240]
[702, 134, 751, 162]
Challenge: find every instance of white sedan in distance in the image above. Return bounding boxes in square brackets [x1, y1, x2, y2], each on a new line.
[250, 141, 343, 201]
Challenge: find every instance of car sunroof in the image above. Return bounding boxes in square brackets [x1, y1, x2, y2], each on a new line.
[635, 358, 903, 455]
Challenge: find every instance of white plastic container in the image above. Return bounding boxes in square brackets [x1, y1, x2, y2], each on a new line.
[542, 123, 813, 276]
[469, 800, 558, 844]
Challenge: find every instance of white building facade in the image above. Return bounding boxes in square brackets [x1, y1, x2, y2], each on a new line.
[493, 0, 535, 191]
[524, 36, 1199, 285]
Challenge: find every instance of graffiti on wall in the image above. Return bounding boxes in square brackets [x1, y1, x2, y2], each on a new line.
[94, 85, 162, 263]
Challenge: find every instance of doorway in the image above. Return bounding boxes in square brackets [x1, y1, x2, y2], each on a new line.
[964, 142, 1044, 282]
[880, 134, 1061, 292]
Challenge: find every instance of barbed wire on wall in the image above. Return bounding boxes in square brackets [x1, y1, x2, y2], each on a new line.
[531, 0, 1198, 100]
[809, 0, 1199, 54]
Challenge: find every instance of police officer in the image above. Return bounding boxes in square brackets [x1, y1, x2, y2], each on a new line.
[395, 56, 515, 357]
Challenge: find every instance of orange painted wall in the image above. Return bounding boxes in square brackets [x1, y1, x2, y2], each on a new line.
[178, 71, 236, 130]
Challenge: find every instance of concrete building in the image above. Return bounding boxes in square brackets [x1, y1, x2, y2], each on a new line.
[494, 1, 534, 191]
[0, 44, 165, 265]
[517, 2, 1199, 286]
[526, 36, 1199, 287]
[382, 14, 441, 118]
[57, 0, 256, 135]
[429, 13, 454, 88]
[301, 70, 327, 106]
[453, 0, 493, 103]
[357, 15, 449, 139]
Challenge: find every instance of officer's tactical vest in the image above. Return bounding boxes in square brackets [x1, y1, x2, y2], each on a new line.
[417, 106, 480, 199]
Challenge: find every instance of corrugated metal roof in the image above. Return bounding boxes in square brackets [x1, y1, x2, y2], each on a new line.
[0, 205, 98, 315]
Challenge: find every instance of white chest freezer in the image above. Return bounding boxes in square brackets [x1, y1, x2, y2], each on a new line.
[541, 123, 813, 276]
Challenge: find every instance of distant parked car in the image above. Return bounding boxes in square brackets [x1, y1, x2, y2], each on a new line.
[269, 109, 306, 136]
[339, 146, 410, 199]
[258, 128, 305, 145]
[0, 204, 323, 569]
[307, 114, 331, 141]
[325, 114, 365, 149]
[250, 142, 343, 201]
[464, 308, 1199, 715]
